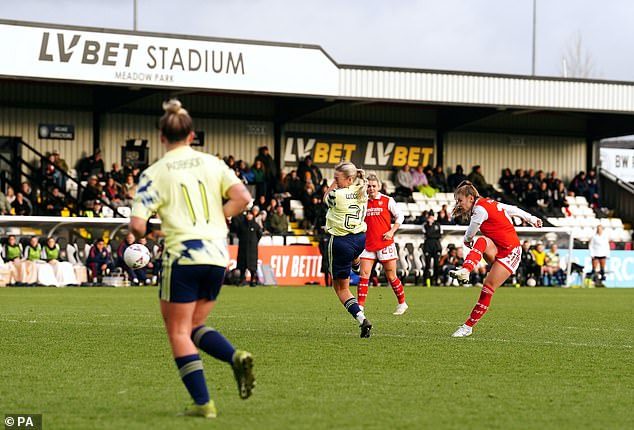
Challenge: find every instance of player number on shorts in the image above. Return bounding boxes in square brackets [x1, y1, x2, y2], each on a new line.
[345, 204, 362, 229]
[180, 181, 210, 225]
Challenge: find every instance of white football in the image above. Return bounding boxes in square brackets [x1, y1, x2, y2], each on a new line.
[526, 277, 537, 287]
[124, 244, 151, 269]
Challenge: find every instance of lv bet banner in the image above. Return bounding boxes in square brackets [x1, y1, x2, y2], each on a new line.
[283, 133, 435, 170]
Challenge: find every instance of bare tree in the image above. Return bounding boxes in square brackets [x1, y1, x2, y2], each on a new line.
[561, 31, 596, 79]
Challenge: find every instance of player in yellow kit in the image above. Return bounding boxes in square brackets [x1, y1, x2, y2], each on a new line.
[324, 161, 372, 338]
[129, 99, 254, 418]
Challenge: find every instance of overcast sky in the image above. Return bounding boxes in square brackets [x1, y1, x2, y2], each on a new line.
[0, 0, 632, 81]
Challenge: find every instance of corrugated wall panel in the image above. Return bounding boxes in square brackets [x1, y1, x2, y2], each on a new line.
[101, 114, 273, 167]
[444, 132, 586, 185]
[0, 107, 93, 169]
[283, 122, 435, 181]
[339, 69, 634, 113]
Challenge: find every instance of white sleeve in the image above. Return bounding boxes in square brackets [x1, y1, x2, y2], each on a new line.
[498, 202, 539, 226]
[464, 206, 488, 244]
[387, 196, 405, 225]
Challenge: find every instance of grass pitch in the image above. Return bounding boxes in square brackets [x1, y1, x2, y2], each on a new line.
[0, 286, 632, 430]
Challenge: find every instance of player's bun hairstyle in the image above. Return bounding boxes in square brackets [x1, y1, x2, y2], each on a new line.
[451, 180, 481, 221]
[335, 160, 368, 202]
[159, 99, 193, 143]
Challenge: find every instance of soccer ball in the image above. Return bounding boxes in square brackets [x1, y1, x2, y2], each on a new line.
[124, 244, 151, 269]
[526, 277, 537, 287]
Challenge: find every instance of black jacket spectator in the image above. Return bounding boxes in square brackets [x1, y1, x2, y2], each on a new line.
[448, 165, 468, 191]
[232, 212, 262, 286]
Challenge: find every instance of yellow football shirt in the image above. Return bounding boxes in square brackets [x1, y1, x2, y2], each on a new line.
[325, 184, 367, 237]
[131, 145, 241, 266]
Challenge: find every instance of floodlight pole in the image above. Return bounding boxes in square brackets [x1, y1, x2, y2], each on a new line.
[133, 0, 138, 31]
[531, 0, 537, 75]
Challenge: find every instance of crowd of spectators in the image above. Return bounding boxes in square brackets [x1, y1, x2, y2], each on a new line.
[498, 167, 602, 218]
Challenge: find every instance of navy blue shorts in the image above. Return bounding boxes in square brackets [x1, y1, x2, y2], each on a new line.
[159, 261, 226, 303]
[328, 232, 366, 280]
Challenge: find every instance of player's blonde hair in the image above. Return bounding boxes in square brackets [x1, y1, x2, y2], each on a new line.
[451, 180, 481, 221]
[366, 172, 381, 187]
[159, 99, 193, 143]
[335, 160, 368, 202]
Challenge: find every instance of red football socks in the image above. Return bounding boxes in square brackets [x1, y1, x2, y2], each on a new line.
[463, 237, 487, 272]
[465, 285, 494, 327]
[389, 277, 406, 304]
[357, 277, 369, 307]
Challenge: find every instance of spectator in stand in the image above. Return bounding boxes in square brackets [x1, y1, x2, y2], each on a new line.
[447, 164, 467, 191]
[254, 146, 278, 199]
[88, 200, 105, 217]
[411, 164, 428, 189]
[0, 189, 10, 215]
[12, 192, 33, 216]
[122, 173, 137, 204]
[86, 238, 115, 283]
[432, 165, 449, 192]
[395, 164, 414, 200]
[42, 186, 66, 216]
[80, 175, 102, 210]
[513, 168, 527, 198]
[525, 168, 540, 190]
[297, 155, 323, 187]
[467, 165, 494, 197]
[231, 210, 262, 286]
[569, 171, 589, 199]
[52, 149, 69, 174]
[109, 162, 125, 185]
[499, 168, 515, 195]
[530, 242, 547, 286]
[265, 197, 279, 215]
[224, 155, 236, 170]
[437, 204, 452, 225]
[251, 205, 269, 235]
[285, 169, 304, 200]
[21, 182, 36, 206]
[547, 170, 563, 191]
[236, 160, 254, 184]
[269, 205, 289, 235]
[536, 181, 552, 216]
[585, 168, 600, 209]
[83, 148, 106, 181]
[520, 181, 539, 212]
[42, 152, 63, 191]
[550, 181, 570, 216]
[544, 243, 566, 286]
[251, 159, 267, 199]
[5, 185, 16, 206]
[300, 181, 316, 208]
[104, 177, 123, 208]
[254, 195, 269, 212]
[588, 225, 610, 282]
[302, 194, 323, 234]
[117, 233, 147, 285]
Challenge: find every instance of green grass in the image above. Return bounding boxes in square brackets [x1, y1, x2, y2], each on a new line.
[0, 286, 632, 430]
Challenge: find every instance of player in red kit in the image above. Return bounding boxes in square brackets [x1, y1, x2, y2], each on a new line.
[357, 174, 408, 315]
[449, 181, 542, 337]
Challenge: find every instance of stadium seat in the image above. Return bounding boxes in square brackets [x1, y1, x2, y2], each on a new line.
[271, 235, 285, 246]
[295, 236, 311, 244]
[382, 179, 396, 194]
[258, 236, 272, 246]
[285, 236, 297, 245]
[101, 206, 114, 217]
[117, 206, 131, 217]
[610, 218, 624, 229]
